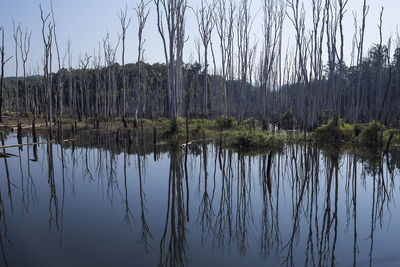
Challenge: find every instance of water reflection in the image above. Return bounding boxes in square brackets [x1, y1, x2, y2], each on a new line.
[0, 131, 400, 266]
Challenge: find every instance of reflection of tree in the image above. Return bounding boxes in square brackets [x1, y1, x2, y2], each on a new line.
[213, 147, 233, 249]
[25, 138, 38, 211]
[136, 135, 153, 253]
[159, 146, 188, 266]
[235, 153, 254, 255]
[197, 142, 213, 243]
[122, 147, 133, 231]
[317, 153, 339, 267]
[259, 151, 281, 258]
[1, 134, 13, 215]
[47, 143, 59, 232]
[283, 145, 310, 266]
[0, 188, 10, 267]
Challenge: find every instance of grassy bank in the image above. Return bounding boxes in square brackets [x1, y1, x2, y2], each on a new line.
[2, 113, 400, 154]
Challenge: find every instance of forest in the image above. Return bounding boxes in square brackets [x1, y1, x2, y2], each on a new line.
[0, 0, 399, 144]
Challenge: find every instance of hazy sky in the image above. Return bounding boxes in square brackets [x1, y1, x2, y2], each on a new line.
[0, 0, 399, 77]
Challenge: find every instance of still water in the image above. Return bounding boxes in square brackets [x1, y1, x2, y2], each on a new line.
[1, 131, 400, 266]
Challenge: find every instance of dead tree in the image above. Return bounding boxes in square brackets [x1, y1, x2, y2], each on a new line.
[18, 27, 32, 117]
[119, 5, 132, 126]
[259, 0, 285, 124]
[51, 1, 66, 121]
[154, 0, 188, 130]
[133, 0, 150, 127]
[287, 0, 310, 129]
[79, 54, 91, 120]
[0, 26, 12, 122]
[353, 0, 369, 123]
[12, 20, 21, 116]
[93, 43, 102, 122]
[215, 0, 236, 116]
[40, 5, 54, 137]
[236, 0, 253, 121]
[196, 0, 215, 118]
[67, 40, 73, 116]
[102, 32, 120, 118]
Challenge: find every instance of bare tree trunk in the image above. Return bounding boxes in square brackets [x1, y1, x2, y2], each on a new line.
[51, 1, 64, 121]
[40, 5, 53, 138]
[134, 0, 150, 128]
[155, 0, 188, 130]
[18, 27, 31, 117]
[196, 0, 214, 118]
[119, 5, 132, 127]
[13, 21, 21, 117]
[354, 0, 369, 123]
[0, 27, 12, 123]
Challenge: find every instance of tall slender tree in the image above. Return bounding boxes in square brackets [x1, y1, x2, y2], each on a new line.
[12, 20, 21, 117]
[133, 0, 150, 128]
[18, 27, 32, 117]
[119, 4, 132, 127]
[40, 4, 54, 137]
[154, 0, 188, 130]
[0, 26, 12, 123]
[196, 0, 215, 118]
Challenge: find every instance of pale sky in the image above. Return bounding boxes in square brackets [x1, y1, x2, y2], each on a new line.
[0, 0, 399, 77]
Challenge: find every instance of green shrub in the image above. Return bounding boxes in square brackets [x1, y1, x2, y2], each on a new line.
[314, 115, 354, 145]
[359, 121, 386, 146]
[217, 116, 237, 130]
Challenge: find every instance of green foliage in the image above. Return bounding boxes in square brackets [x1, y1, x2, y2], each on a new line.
[313, 115, 354, 145]
[359, 121, 386, 146]
[217, 116, 237, 130]
[241, 117, 258, 130]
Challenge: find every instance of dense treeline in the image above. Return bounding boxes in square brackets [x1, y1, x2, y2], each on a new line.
[1, 0, 400, 131]
[2, 42, 400, 128]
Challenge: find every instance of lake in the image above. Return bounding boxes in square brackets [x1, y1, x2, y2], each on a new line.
[1, 131, 400, 266]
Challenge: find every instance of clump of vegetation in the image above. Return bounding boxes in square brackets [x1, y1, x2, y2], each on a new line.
[313, 115, 354, 145]
[217, 116, 237, 130]
[359, 121, 386, 147]
[241, 117, 258, 130]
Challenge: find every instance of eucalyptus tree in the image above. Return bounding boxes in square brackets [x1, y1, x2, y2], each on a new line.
[259, 0, 285, 124]
[92, 43, 102, 121]
[309, 0, 325, 126]
[79, 53, 91, 119]
[353, 0, 369, 123]
[40, 4, 54, 136]
[118, 5, 132, 126]
[18, 27, 32, 117]
[195, 0, 215, 117]
[67, 40, 74, 116]
[102, 32, 120, 118]
[12, 20, 21, 116]
[236, 0, 253, 121]
[154, 0, 188, 129]
[0, 26, 12, 122]
[286, 0, 310, 129]
[133, 0, 150, 127]
[215, 0, 228, 115]
[51, 1, 66, 121]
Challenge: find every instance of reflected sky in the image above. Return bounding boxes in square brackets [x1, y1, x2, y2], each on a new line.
[1, 132, 400, 266]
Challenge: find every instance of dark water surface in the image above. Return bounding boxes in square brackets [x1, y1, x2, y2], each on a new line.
[1, 132, 400, 266]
